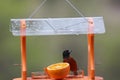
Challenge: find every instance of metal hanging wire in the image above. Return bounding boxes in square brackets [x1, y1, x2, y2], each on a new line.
[65, 0, 85, 18]
[29, 0, 48, 18]
[28, 0, 89, 33]
[65, 0, 88, 22]
[29, 0, 87, 19]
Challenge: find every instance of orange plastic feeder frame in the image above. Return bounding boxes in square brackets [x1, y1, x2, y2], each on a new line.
[11, 0, 105, 79]
[10, 16, 105, 80]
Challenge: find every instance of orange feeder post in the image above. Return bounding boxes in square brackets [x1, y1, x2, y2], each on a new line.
[88, 18, 95, 80]
[20, 20, 27, 80]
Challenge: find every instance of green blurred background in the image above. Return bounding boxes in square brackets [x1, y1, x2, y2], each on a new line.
[0, 0, 120, 80]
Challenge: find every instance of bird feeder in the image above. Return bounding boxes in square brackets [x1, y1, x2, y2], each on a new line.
[10, 0, 105, 80]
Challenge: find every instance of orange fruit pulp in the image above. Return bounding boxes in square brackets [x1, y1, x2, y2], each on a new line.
[45, 62, 70, 79]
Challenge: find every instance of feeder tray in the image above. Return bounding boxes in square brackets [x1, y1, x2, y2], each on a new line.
[13, 76, 103, 80]
[11, 17, 105, 36]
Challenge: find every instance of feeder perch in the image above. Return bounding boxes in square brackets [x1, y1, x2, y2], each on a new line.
[10, 0, 105, 80]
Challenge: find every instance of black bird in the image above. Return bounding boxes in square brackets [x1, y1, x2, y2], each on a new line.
[62, 50, 78, 75]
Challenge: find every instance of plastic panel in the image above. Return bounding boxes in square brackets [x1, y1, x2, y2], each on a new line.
[10, 17, 105, 36]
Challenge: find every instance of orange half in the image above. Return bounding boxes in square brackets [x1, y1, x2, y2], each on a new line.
[46, 62, 70, 79]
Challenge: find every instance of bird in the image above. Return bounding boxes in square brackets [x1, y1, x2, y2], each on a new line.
[62, 50, 78, 75]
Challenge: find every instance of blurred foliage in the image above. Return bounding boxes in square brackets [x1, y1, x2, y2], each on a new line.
[0, 0, 120, 80]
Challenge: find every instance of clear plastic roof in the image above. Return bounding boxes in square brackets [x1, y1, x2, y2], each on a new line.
[10, 17, 105, 36]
